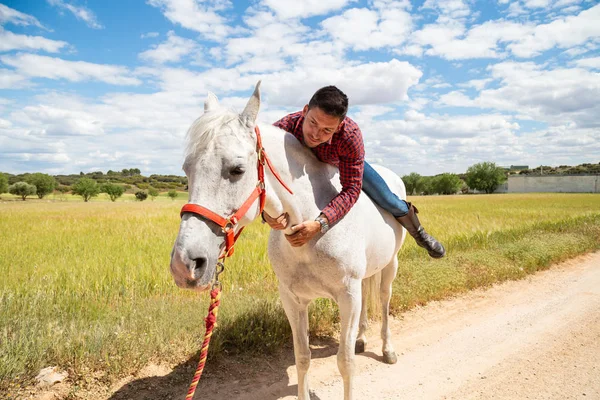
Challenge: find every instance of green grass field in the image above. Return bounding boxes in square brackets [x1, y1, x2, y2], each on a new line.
[1, 193, 600, 393]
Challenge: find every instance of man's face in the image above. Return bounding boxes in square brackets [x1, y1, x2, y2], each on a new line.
[301, 105, 342, 148]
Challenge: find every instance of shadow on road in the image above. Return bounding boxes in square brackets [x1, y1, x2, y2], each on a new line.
[108, 334, 379, 400]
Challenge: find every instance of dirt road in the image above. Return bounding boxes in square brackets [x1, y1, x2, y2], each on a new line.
[201, 252, 600, 400]
[38, 252, 600, 400]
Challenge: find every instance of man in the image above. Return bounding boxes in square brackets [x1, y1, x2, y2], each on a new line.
[263, 86, 445, 258]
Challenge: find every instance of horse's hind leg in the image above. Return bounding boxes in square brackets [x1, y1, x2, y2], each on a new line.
[279, 284, 311, 400]
[355, 279, 368, 354]
[381, 257, 399, 364]
[337, 279, 362, 400]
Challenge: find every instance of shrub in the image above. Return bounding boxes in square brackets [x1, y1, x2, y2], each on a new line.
[432, 173, 463, 195]
[167, 190, 178, 200]
[135, 191, 148, 201]
[72, 178, 100, 202]
[9, 182, 37, 201]
[402, 172, 424, 195]
[465, 162, 507, 194]
[101, 183, 125, 202]
[148, 187, 159, 201]
[26, 173, 57, 199]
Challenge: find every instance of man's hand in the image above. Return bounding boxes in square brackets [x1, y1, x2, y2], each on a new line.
[285, 220, 321, 247]
[263, 211, 289, 230]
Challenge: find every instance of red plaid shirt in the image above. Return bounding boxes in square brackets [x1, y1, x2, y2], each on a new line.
[273, 111, 365, 226]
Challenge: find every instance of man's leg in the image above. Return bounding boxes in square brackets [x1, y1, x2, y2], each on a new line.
[362, 161, 446, 258]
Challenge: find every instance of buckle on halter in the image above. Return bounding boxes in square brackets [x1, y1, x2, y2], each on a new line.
[257, 148, 266, 165]
[256, 181, 265, 190]
[222, 217, 237, 233]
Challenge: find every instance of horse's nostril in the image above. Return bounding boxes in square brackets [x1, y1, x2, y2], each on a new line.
[193, 257, 208, 273]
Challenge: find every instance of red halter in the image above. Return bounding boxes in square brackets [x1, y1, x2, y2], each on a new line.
[180, 126, 293, 259]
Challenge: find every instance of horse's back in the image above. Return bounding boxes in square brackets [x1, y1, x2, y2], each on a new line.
[311, 164, 405, 277]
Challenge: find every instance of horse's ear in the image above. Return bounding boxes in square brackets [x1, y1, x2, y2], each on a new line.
[204, 92, 219, 113]
[240, 81, 261, 127]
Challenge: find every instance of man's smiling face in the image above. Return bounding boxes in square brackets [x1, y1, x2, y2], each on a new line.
[301, 105, 342, 148]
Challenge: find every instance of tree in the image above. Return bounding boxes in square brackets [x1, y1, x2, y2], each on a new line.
[0, 173, 8, 195]
[148, 187, 159, 201]
[402, 172, 424, 195]
[26, 173, 57, 199]
[135, 191, 148, 201]
[465, 162, 507, 194]
[72, 178, 100, 202]
[9, 182, 37, 201]
[101, 182, 125, 202]
[167, 190, 178, 200]
[432, 173, 463, 195]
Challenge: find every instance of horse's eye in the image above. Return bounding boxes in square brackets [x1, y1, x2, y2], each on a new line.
[230, 166, 246, 176]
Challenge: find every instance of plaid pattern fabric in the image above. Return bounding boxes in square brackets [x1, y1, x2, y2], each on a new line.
[273, 111, 365, 225]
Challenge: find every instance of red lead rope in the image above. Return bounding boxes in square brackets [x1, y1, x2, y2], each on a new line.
[185, 287, 221, 400]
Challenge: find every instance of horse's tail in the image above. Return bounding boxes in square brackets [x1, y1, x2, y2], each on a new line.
[363, 271, 382, 320]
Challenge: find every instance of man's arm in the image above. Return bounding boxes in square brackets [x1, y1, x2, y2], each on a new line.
[320, 133, 365, 226]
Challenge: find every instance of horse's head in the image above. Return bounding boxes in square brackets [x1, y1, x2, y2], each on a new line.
[170, 82, 262, 291]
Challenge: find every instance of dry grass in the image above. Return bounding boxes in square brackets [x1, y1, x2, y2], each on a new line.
[1, 193, 599, 392]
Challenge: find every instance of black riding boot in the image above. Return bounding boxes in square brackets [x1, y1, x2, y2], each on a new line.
[396, 203, 446, 258]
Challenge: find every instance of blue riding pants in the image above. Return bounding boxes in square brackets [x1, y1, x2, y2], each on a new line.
[362, 161, 409, 217]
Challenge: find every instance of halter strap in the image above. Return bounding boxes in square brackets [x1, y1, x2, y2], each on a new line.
[180, 125, 293, 259]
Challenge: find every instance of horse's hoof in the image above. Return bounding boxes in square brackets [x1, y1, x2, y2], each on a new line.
[383, 351, 397, 364]
[355, 339, 366, 354]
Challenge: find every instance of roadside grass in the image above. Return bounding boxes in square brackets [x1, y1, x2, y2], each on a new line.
[1, 193, 599, 393]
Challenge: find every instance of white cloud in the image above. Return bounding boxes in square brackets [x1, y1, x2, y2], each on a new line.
[458, 78, 493, 90]
[573, 56, 600, 69]
[421, 0, 472, 20]
[0, 27, 68, 53]
[0, 68, 30, 89]
[47, 0, 103, 29]
[437, 91, 472, 107]
[223, 12, 309, 66]
[360, 112, 522, 174]
[437, 61, 600, 130]
[0, 4, 45, 28]
[1, 53, 141, 85]
[321, 6, 413, 51]
[263, 59, 423, 106]
[148, 0, 238, 41]
[139, 31, 198, 64]
[260, 0, 353, 19]
[14, 104, 105, 136]
[507, 4, 600, 57]
[522, 0, 552, 8]
[405, 4, 600, 60]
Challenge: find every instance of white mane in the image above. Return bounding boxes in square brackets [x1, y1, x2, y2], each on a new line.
[184, 108, 250, 161]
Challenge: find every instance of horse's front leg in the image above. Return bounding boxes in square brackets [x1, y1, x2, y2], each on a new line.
[279, 283, 311, 400]
[337, 279, 362, 400]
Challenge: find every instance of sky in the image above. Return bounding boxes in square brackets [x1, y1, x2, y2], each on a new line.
[0, 0, 599, 177]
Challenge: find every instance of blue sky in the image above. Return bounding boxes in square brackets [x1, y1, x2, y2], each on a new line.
[0, 0, 599, 177]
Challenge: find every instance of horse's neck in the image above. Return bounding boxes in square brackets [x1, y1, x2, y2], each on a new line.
[258, 123, 327, 232]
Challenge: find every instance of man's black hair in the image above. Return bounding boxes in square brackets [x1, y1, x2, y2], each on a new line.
[308, 86, 348, 121]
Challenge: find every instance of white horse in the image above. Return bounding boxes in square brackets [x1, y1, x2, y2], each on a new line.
[170, 82, 406, 400]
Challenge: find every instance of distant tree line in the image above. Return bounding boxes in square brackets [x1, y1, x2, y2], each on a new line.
[516, 162, 600, 176]
[1, 161, 598, 201]
[0, 168, 184, 202]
